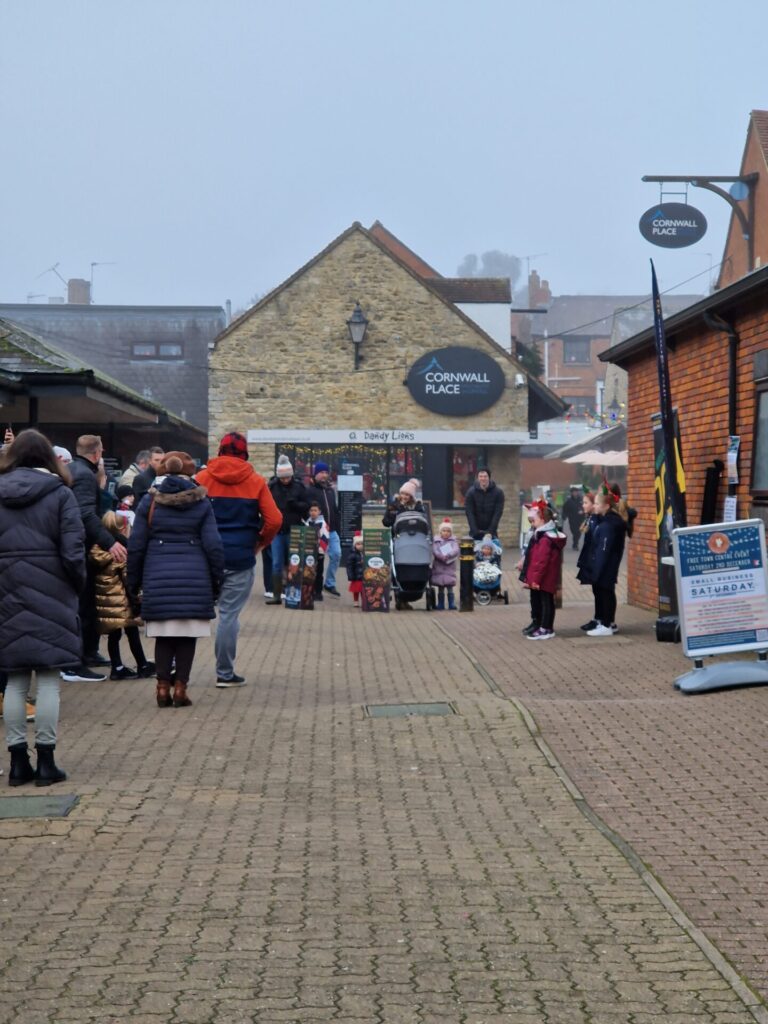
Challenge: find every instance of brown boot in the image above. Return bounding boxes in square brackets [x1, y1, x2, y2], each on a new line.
[156, 679, 173, 708]
[172, 680, 192, 707]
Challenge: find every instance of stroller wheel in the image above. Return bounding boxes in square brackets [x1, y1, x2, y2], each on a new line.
[503, 590, 509, 605]
[476, 590, 492, 606]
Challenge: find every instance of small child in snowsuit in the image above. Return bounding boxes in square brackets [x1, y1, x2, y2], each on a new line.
[346, 533, 364, 606]
[431, 518, 460, 610]
[306, 501, 330, 601]
[475, 533, 501, 566]
[91, 511, 154, 679]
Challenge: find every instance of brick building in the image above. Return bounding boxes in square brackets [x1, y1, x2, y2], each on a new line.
[717, 110, 768, 289]
[601, 265, 768, 610]
[209, 221, 564, 550]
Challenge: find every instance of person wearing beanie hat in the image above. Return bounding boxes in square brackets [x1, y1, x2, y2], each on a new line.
[196, 438, 282, 684]
[345, 531, 365, 606]
[432, 518, 460, 610]
[217, 431, 249, 461]
[306, 461, 342, 597]
[268, 454, 309, 603]
[127, 452, 225, 708]
[382, 478, 424, 528]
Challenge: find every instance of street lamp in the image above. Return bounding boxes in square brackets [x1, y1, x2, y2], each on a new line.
[346, 302, 368, 370]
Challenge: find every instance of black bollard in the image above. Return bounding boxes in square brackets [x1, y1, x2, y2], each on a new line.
[459, 536, 475, 612]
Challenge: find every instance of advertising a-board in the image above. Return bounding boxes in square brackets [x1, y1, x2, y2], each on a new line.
[673, 519, 768, 657]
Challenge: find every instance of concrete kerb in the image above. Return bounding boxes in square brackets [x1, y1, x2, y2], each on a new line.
[432, 616, 768, 1023]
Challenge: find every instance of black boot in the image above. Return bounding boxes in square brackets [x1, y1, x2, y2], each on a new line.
[34, 744, 67, 787]
[265, 574, 282, 605]
[8, 743, 35, 787]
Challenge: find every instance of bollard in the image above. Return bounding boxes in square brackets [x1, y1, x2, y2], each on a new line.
[459, 536, 475, 612]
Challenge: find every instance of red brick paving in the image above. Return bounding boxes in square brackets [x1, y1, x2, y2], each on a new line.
[442, 546, 768, 1002]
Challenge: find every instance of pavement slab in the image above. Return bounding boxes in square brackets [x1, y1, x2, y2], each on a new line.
[0, 574, 762, 1022]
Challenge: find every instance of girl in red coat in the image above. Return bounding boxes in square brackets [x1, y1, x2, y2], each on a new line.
[519, 502, 566, 640]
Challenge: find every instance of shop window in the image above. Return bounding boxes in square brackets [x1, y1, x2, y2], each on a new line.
[452, 447, 487, 507]
[388, 446, 423, 499]
[277, 445, 390, 503]
[751, 386, 768, 499]
[563, 337, 591, 365]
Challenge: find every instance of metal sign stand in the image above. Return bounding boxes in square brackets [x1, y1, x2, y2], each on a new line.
[675, 652, 768, 694]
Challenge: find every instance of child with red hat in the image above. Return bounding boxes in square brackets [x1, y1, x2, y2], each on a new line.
[346, 532, 364, 606]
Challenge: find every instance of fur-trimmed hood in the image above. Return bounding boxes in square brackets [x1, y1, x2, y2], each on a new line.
[149, 477, 208, 509]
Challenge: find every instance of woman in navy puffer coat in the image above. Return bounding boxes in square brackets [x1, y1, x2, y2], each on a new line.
[128, 452, 224, 708]
[0, 430, 86, 787]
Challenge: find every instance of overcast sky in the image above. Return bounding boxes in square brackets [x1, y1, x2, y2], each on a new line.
[2, 1, 766, 312]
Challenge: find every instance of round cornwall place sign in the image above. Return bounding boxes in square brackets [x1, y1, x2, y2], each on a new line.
[406, 346, 505, 416]
[639, 202, 707, 249]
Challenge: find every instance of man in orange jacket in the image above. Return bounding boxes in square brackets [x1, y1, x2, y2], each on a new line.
[196, 433, 282, 687]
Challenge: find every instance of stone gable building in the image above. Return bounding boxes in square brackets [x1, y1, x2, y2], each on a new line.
[209, 222, 563, 549]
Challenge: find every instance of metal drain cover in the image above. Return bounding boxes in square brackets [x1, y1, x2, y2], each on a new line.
[0, 794, 79, 820]
[364, 702, 457, 718]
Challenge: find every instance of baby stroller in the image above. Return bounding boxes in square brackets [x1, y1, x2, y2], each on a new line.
[391, 510, 435, 610]
[473, 538, 509, 606]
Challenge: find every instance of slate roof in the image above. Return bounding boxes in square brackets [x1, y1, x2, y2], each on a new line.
[0, 317, 198, 431]
[0, 304, 225, 430]
[531, 293, 703, 339]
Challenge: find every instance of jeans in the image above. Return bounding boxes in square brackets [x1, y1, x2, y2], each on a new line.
[4, 670, 60, 747]
[261, 544, 273, 590]
[215, 566, 255, 679]
[270, 533, 291, 573]
[324, 531, 341, 588]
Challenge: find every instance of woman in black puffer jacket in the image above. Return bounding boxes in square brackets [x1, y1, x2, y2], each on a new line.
[0, 430, 86, 787]
[128, 452, 224, 708]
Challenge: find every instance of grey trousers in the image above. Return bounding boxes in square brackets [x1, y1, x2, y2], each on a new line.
[4, 670, 60, 748]
[215, 567, 255, 680]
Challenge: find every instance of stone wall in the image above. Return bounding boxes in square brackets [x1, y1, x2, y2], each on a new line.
[210, 225, 529, 552]
[210, 227, 527, 445]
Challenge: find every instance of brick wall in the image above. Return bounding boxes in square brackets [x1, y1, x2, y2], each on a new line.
[625, 293, 768, 609]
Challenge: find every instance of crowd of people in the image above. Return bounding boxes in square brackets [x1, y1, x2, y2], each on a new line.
[0, 429, 631, 785]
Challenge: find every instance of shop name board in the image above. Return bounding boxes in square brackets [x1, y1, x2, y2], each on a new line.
[406, 347, 505, 416]
[639, 202, 707, 249]
[247, 428, 532, 445]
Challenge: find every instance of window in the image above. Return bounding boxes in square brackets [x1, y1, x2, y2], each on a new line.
[452, 447, 487, 507]
[563, 337, 591, 365]
[131, 342, 184, 359]
[560, 395, 594, 417]
[132, 343, 156, 358]
[752, 386, 768, 499]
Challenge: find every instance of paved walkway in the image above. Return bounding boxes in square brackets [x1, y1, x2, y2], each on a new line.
[0, 566, 763, 1022]
[442, 546, 768, 1011]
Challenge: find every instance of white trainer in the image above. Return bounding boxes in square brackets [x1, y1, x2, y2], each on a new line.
[586, 623, 614, 637]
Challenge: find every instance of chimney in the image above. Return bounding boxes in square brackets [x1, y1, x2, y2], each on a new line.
[528, 270, 551, 308]
[67, 278, 91, 304]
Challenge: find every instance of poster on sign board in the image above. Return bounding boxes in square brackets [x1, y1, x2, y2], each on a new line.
[673, 519, 768, 658]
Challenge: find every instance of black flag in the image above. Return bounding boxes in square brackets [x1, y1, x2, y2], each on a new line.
[651, 260, 686, 529]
